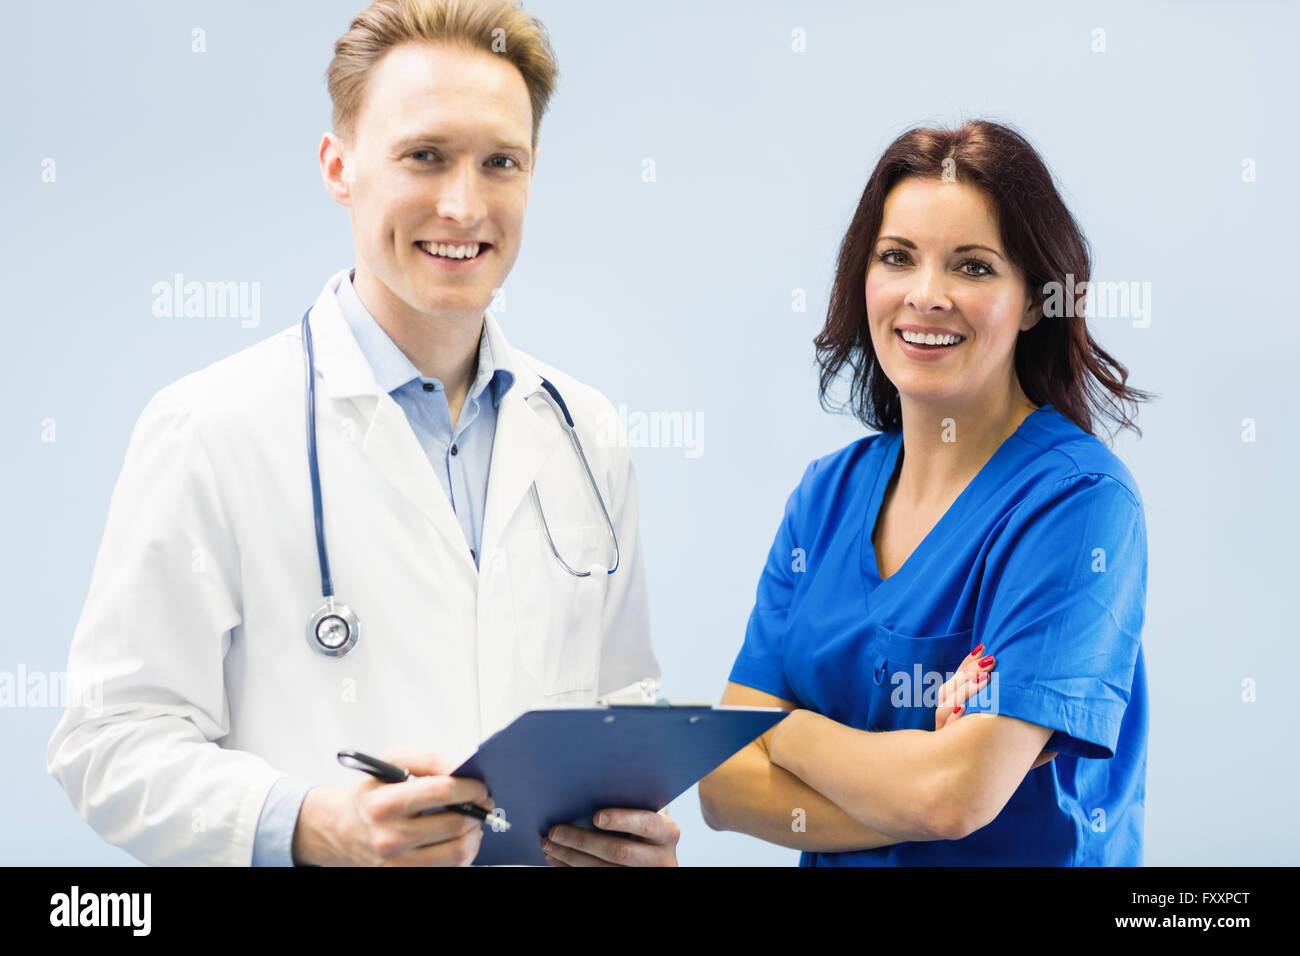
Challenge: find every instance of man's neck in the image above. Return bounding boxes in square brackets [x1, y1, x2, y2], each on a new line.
[351, 267, 483, 425]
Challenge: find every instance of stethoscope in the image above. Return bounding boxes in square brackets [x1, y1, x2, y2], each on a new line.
[300, 308, 620, 659]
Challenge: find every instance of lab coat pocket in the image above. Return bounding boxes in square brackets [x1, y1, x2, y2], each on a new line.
[505, 524, 610, 696]
[870, 625, 975, 725]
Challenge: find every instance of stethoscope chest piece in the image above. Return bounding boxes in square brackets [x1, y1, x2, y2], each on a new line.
[308, 598, 360, 658]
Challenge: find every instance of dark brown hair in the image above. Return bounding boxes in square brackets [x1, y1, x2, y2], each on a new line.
[815, 119, 1154, 441]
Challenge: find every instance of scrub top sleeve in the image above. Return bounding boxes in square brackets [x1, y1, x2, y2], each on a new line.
[963, 473, 1148, 760]
[727, 460, 818, 703]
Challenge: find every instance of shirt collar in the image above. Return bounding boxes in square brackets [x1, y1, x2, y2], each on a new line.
[336, 268, 515, 408]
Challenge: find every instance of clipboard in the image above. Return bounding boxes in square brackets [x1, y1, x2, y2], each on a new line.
[452, 702, 786, 866]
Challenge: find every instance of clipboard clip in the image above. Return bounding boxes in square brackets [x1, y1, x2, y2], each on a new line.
[605, 698, 674, 707]
[599, 677, 668, 706]
[598, 677, 715, 708]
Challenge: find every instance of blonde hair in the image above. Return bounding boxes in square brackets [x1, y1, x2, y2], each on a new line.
[327, 0, 558, 149]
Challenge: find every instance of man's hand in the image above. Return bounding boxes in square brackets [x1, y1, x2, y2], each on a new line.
[936, 646, 1058, 770]
[292, 748, 495, 866]
[541, 809, 680, 866]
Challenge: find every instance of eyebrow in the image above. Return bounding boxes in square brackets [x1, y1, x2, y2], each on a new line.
[877, 235, 1005, 261]
[390, 133, 531, 155]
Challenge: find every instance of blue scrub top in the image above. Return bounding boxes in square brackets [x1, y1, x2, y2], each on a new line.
[729, 404, 1149, 866]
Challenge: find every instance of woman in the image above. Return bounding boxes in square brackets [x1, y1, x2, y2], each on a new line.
[698, 120, 1153, 866]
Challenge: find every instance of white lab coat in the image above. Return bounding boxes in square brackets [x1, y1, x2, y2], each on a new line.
[46, 268, 659, 865]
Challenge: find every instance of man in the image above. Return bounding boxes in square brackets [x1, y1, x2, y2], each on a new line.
[47, 0, 679, 867]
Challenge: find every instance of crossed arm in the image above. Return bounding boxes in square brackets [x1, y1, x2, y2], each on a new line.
[698, 680, 1054, 852]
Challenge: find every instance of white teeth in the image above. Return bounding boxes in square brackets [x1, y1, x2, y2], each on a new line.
[901, 330, 963, 346]
[420, 241, 480, 260]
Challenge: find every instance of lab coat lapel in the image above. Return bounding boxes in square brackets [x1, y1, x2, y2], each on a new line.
[480, 313, 565, 565]
[306, 271, 474, 568]
[360, 399, 475, 565]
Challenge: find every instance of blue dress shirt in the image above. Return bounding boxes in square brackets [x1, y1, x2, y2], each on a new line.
[252, 270, 515, 865]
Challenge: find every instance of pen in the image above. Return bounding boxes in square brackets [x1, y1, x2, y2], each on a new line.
[336, 750, 510, 831]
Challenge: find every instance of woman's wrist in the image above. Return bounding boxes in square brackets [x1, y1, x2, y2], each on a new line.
[769, 709, 814, 775]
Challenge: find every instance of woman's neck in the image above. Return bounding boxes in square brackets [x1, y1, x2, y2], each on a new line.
[892, 387, 1038, 512]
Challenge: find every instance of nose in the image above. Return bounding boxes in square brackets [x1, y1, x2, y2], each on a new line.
[903, 264, 953, 313]
[434, 158, 486, 226]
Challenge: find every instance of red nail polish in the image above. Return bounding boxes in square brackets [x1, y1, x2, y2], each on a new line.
[970, 644, 984, 658]
[953, 704, 963, 715]
[979, 655, 994, 668]
[975, 672, 988, 685]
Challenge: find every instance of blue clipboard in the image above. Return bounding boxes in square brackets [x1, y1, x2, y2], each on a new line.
[453, 703, 786, 866]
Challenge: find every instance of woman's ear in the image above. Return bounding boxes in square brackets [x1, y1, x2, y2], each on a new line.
[1021, 291, 1044, 333]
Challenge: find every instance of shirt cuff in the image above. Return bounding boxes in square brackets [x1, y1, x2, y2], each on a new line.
[959, 680, 1123, 760]
[252, 776, 313, 867]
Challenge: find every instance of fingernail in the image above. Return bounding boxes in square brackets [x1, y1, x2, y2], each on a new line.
[595, 812, 608, 827]
[975, 672, 988, 685]
[953, 704, 963, 715]
[979, 655, 994, 668]
[969, 643, 984, 658]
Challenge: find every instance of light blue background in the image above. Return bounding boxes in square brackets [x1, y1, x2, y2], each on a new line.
[3, 0, 1297, 866]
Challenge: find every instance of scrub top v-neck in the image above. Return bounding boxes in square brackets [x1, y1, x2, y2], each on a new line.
[728, 403, 1150, 866]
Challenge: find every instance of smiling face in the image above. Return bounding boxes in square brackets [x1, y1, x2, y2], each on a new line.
[322, 40, 535, 325]
[865, 175, 1041, 410]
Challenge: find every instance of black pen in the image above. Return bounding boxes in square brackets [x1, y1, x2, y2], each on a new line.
[337, 750, 510, 831]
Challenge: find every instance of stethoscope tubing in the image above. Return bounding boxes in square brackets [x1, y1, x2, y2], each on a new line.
[299, 306, 618, 658]
[302, 309, 335, 600]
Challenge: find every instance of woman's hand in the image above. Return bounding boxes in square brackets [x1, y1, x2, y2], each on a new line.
[936, 646, 1058, 770]
[934, 645, 993, 731]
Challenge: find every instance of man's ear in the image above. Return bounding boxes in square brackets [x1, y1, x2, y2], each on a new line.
[320, 131, 353, 207]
